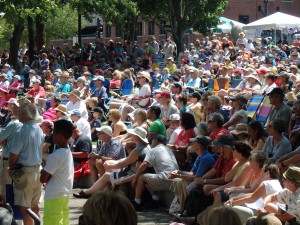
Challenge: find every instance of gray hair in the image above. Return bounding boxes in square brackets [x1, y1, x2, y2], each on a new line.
[208, 96, 222, 109]
[19, 103, 39, 120]
[209, 112, 224, 127]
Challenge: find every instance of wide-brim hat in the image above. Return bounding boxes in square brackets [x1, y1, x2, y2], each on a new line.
[7, 98, 19, 107]
[127, 127, 148, 143]
[137, 71, 151, 81]
[283, 166, 300, 186]
[55, 104, 68, 115]
[245, 74, 261, 85]
[0, 73, 8, 79]
[70, 89, 81, 99]
[211, 135, 235, 149]
[230, 123, 248, 135]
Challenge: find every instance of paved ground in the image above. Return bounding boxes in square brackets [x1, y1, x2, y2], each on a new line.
[39, 189, 175, 225]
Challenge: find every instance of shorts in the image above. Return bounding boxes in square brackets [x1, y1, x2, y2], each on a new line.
[44, 196, 69, 225]
[219, 190, 230, 202]
[110, 169, 130, 184]
[14, 166, 42, 208]
[0, 159, 11, 196]
[143, 173, 172, 192]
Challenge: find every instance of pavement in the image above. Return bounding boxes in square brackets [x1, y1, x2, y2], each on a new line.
[39, 189, 175, 225]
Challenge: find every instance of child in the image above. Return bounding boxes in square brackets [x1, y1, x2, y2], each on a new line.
[90, 107, 102, 141]
[40, 119, 74, 225]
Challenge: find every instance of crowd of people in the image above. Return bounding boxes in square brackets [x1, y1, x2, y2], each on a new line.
[0, 32, 300, 225]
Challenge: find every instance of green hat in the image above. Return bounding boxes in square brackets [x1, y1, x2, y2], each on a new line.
[211, 135, 235, 149]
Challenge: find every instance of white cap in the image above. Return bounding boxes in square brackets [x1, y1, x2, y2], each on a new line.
[96, 126, 112, 136]
[169, 114, 180, 121]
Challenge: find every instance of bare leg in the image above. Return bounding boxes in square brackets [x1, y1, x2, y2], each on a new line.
[96, 159, 105, 177]
[88, 158, 98, 183]
[84, 172, 111, 195]
[213, 191, 223, 206]
[121, 105, 135, 121]
[31, 204, 41, 219]
[135, 174, 146, 199]
[19, 206, 34, 225]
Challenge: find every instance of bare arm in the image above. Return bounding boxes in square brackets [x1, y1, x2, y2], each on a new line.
[232, 182, 266, 206]
[40, 169, 52, 183]
[104, 151, 139, 170]
[223, 115, 243, 129]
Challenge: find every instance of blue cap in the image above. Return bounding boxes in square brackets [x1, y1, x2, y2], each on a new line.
[29, 69, 36, 74]
[69, 109, 82, 116]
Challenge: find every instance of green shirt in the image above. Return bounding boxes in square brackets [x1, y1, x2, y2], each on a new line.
[149, 119, 167, 138]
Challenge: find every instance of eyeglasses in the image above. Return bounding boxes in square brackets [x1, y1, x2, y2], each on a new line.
[208, 120, 214, 123]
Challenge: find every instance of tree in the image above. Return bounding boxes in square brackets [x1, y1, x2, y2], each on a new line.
[137, 0, 228, 53]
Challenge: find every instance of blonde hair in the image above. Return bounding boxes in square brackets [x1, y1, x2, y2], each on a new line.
[112, 70, 122, 79]
[109, 109, 121, 121]
[86, 97, 98, 107]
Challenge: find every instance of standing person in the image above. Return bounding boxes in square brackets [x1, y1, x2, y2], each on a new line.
[40, 119, 74, 225]
[9, 103, 44, 225]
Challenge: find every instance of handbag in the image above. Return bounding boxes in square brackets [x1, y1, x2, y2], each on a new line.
[73, 161, 92, 189]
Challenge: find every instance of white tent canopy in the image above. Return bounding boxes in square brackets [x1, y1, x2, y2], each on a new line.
[243, 12, 300, 31]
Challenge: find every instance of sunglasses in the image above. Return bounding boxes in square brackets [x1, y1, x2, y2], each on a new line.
[208, 120, 214, 123]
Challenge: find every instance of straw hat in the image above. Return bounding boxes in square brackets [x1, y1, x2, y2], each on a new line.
[137, 71, 151, 81]
[231, 123, 248, 135]
[245, 74, 261, 85]
[70, 89, 81, 99]
[7, 98, 19, 107]
[127, 127, 149, 143]
[283, 166, 300, 186]
[55, 104, 68, 115]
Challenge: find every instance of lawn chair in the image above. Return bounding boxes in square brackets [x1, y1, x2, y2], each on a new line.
[230, 79, 242, 88]
[247, 94, 265, 119]
[255, 96, 273, 127]
[121, 79, 133, 96]
[214, 77, 230, 95]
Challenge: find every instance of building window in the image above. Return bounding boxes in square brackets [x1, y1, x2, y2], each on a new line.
[116, 27, 121, 38]
[137, 22, 142, 36]
[148, 21, 155, 35]
[239, 15, 249, 24]
[105, 26, 111, 38]
[282, 0, 292, 2]
[160, 20, 166, 35]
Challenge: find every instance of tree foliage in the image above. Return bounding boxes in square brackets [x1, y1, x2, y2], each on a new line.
[137, 0, 228, 52]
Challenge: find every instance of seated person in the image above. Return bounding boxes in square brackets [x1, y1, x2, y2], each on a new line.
[90, 107, 102, 142]
[26, 80, 46, 102]
[42, 96, 61, 121]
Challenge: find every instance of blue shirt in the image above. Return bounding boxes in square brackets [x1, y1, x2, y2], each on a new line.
[0, 119, 22, 157]
[55, 83, 72, 94]
[191, 150, 216, 177]
[6, 71, 13, 84]
[96, 137, 125, 160]
[10, 120, 44, 166]
[187, 77, 201, 88]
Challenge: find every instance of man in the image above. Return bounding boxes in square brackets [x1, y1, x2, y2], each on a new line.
[54, 71, 72, 95]
[266, 87, 292, 132]
[40, 53, 49, 72]
[261, 167, 300, 225]
[156, 91, 179, 127]
[66, 89, 88, 120]
[9, 103, 44, 225]
[132, 134, 178, 211]
[90, 75, 108, 112]
[170, 82, 183, 98]
[88, 126, 125, 182]
[150, 36, 160, 54]
[0, 98, 22, 201]
[207, 96, 229, 123]
[71, 124, 92, 166]
[69, 109, 91, 140]
[2, 63, 13, 83]
[163, 38, 175, 64]
[147, 106, 167, 141]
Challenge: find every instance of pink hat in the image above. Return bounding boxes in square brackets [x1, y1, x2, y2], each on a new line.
[39, 119, 54, 128]
[257, 68, 267, 75]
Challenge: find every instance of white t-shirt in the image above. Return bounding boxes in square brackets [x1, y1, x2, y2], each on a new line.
[76, 117, 91, 140]
[168, 127, 183, 145]
[261, 83, 277, 94]
[138, 84, 151, 107]
[228, 109, 248, 130]
[66, 99, 88, 120]
[44, 148, 74, 200]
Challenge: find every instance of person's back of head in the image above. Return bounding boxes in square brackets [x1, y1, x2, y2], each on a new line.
[80, 191, 137, 225]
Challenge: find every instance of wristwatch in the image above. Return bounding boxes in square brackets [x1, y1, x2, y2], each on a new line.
[204, 179, 207, 184]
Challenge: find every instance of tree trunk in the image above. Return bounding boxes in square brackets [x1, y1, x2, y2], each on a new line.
[78, 12, 82, 46]
[9, 17, 25, 73]
[35, 15, 46, 51]
[27, 16, 35, 64]
[173, 25, 185, 56]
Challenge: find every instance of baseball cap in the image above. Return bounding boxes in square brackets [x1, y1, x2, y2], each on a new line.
[96, 125, 113, 136]
[153, 134, 167, 144]
[156, 91, 171, 99]
[29, 69, 36, 74]
[267, 87, 284, 97]
[93, 76, 104, 82]
[189, 136, 209, 148]
[168, 114, 180, 121]
[257, 68, 267, 75]
[229, 95, 248, 104]
[171, 82, 182, 91]
[91, 107, 103, 114]
[39, 119, 54, 129]
[211, 135, 235, 149]
[189, 92, 201, 101]
[69, 109, 82, 117]
[14, 75, 21, 80]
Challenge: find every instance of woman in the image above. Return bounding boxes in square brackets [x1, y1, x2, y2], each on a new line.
[223, 95, 248, 130]
[109, 109, 128, 137]
[186, 68, 201, 91]
[9, 75, 22, 94]
[226, 164, 282, 224]
[176, 95, 193, 114]
[26, 79, 46, 102]
[262, 119, 292, 163]
[210, 142, 252, 205]
[188, 92, 202, 124]
[0, 86, 8, 108]
[231, 123, 249, 143]
[73, 127, 151, 198]
[247, 120, 267, 152]
[76, 77, 90, 99]
[110, 70, 122, 89]
[169, 112, 196, 168]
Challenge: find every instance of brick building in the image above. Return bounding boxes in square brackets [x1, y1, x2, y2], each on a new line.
[222, 0, 300, 24]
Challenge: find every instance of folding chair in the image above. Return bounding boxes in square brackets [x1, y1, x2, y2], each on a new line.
[230, 79, 243, 88]
[255, 96, 273, 127]
[247, 94, 265, 119]
[214, 77, 230, 95]
[121, 79, 133, 96]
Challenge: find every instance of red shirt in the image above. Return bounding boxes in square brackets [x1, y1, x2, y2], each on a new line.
[176, 128, 195, 146]
[27, 86, 46, 98]
[210, 128, 230, 141]
[110, 79, 121, 89]
[213, 154, 237, 178]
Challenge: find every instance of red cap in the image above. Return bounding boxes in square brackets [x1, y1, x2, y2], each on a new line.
[233, 68, 242, 74]
[257, 68, 267, 75]
[39, 119, 54, 128]
[156, 91, 171, 99]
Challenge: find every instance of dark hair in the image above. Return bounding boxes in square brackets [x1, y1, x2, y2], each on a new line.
[54, 119, 73, 140]
[271, 119, 285, 134]
[181, 112, 196, 130]
[178, 95, 188, 105]
[250, 151, 267, 169]
[234, 142, 251, 159]
[148, 106, 161, 119]
[265, 74, 275, 81]
[248, 120, 267, 143]
[263, 163, 280, 179]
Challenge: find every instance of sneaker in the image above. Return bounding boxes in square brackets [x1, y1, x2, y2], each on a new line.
[144, 199, 161, 209]
[131, 201, 143, 211]
[73, 190, 91, 199]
